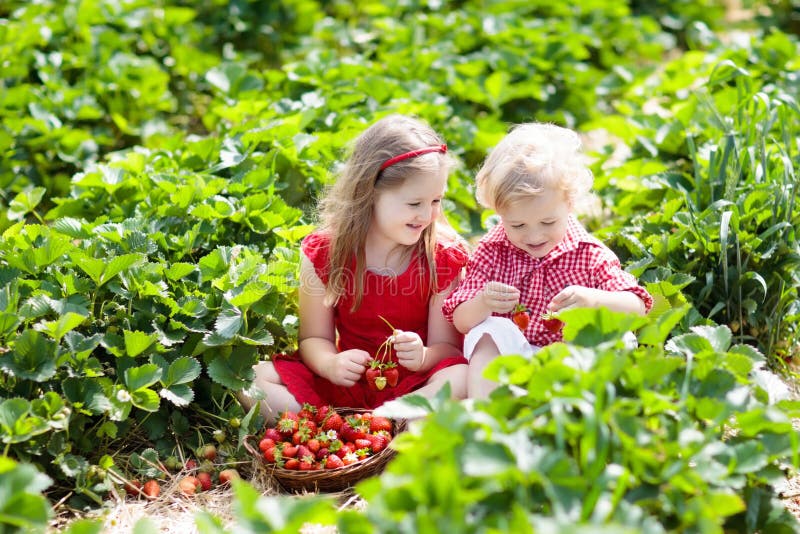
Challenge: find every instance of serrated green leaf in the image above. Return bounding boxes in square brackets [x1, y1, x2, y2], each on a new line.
[8, 187, 46, 220]
[124, 364, 162, 391]
[130, 388, 160, 412]
[52, 217, 91, 239]
[59, 454, 88, 478]
[123, 330, 158, 358]
[159, 385, 194, 407]
[214, 307, 242, 339]
[206, 347, 257, 389]
[1, 329, 57, 381]
[165, 262, 197, 281]
[35, 311, 86, 340]
[164, 357, 201, 386]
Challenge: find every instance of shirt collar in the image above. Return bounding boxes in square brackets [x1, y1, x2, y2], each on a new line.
[483, 215, 591, 263]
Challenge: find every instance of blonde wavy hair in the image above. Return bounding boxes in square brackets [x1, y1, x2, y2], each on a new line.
[476, 122, 594, 212]
[316, 115, 455, 310]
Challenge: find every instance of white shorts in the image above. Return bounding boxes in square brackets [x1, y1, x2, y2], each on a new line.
[463, 317, 539, 360]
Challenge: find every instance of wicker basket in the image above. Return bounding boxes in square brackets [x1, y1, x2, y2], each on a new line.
[244, 408, 406, 493]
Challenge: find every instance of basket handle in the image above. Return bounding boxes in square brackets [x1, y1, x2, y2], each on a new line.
[242, 434, 260, 458]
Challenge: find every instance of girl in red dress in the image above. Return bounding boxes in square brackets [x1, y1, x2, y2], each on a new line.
[240, 115, 469, 420]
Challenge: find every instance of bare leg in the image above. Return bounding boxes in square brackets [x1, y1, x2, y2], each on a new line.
[237, 361, 301, 424]
[414, 363, 468, 400]
[467, 334, 500, 399]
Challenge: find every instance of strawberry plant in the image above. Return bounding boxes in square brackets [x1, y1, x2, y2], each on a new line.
[361, 307, 800, 532]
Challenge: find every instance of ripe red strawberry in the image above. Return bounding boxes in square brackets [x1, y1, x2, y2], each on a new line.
[284, 458, 300, 470]
[196, 471, 212, 491]
[316, 405, 333, 425]
[292, 427, 311, 445]
[282, 444, 298, 458]
[354, 438, 372, 450]
[306, 438, 321, 454]
[365, 364, 383, 392]
[298, 403, 317, 421]
[124, 479, 143, 496]
[299, 458, 315, 471]
[263, 427, 282, 442]
[511, 304, 530, 331]
[259, 438, 276, 453]
[277, 412, 299, 437]
[541, 312, 563, 334]
[366, 433, 389, 453]
[383, 364, 399, 387]
[321, 411, 343, 433]
[325, 454, 344, 469]
[369, 416, 393, 434]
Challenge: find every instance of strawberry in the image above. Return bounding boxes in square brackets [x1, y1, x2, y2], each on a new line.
[197, 444, 217, 461]
[511, 304, 530, 332]
[299, 458, 315, 471]
[316, 405, 333, 425]
[124, 479, 142, 496]
[277, 412, 299, 437]
[178, 476, 200, 496]
[218, 469, 240, 485]
[366, 433, 389, 453]
[369, 416, 393, 434]
[263, 427, 282, 442]
[298, 403, 317, 421]
[383, 363, 399, 387]
[325, 454, 344, 469]
[142, 479, 160, 499]
[365, 362, 383, 392]
[321, 411, 343, 433]
[306, 438, 321, 454]
[282, 444, 298, 458]
[354, 438, 372, 450]
[184, 459, 198, 472]
[284, 458, 300, 470]
[259, 438, 276, 453]
[196, 471, 212, 491]
[292, 427, 311, 445]
[541, 311, 563, 334]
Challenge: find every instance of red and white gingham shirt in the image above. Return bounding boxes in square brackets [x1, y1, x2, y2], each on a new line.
[442, 216, 653, 346]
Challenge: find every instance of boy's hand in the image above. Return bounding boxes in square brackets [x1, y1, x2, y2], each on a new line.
[392, 330, 425, 371]
[480, 281, 520, 314]
[328, 349, 371, 386]
[548, 285, 596, 312]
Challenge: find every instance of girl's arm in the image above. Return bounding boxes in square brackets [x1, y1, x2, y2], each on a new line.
[420, 278, 465, 370]
[297, 253, 370, 385]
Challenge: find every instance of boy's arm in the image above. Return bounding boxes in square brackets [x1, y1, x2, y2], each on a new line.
[548, 286, 647, 315]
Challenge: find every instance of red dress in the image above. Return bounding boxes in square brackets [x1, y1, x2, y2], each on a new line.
[273, 231, 469, 409]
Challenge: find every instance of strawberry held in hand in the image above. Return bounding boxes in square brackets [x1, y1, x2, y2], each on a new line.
[541, 311, 563, 334]
[511, 304, 530, 332]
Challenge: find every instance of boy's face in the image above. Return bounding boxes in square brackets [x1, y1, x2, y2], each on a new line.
[497, 188, 572, 259]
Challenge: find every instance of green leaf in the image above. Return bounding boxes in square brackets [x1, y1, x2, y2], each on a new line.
[165, 262, 197, 281]
[159, 385, 194, 407]
[1, 329, 57, 381]
[461, 441, 514, 476]
[206, 346, 257, 389]
[0, 458, 53, 529]
[163, 357, 202, 386]
[130, 388, 160, 412]
[690, 325, 732, 353]
[124, 364, 162, 391]
[123, 330, 158, 358]
[35, 311, 87, 341]
[7, 187, 46, 221]
[214, 306, 243, 339]
[62, 519, 105, 534]
[70, 252, 144, 288]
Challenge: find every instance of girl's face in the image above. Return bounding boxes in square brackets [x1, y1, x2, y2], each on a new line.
[371, 167, 447, 247]
[497, 188, 572, 259]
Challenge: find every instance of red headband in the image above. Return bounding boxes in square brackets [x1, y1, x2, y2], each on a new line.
[379, 144, 447, 171]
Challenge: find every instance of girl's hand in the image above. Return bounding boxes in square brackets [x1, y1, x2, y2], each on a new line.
[548, 285, 596, 312]
[392, 330, 425, 372]
[328, 349, 371, 386]
[480, 281, 520, 314]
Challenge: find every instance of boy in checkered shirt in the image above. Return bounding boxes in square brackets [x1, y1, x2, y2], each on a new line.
[442, 122, 653, 398]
